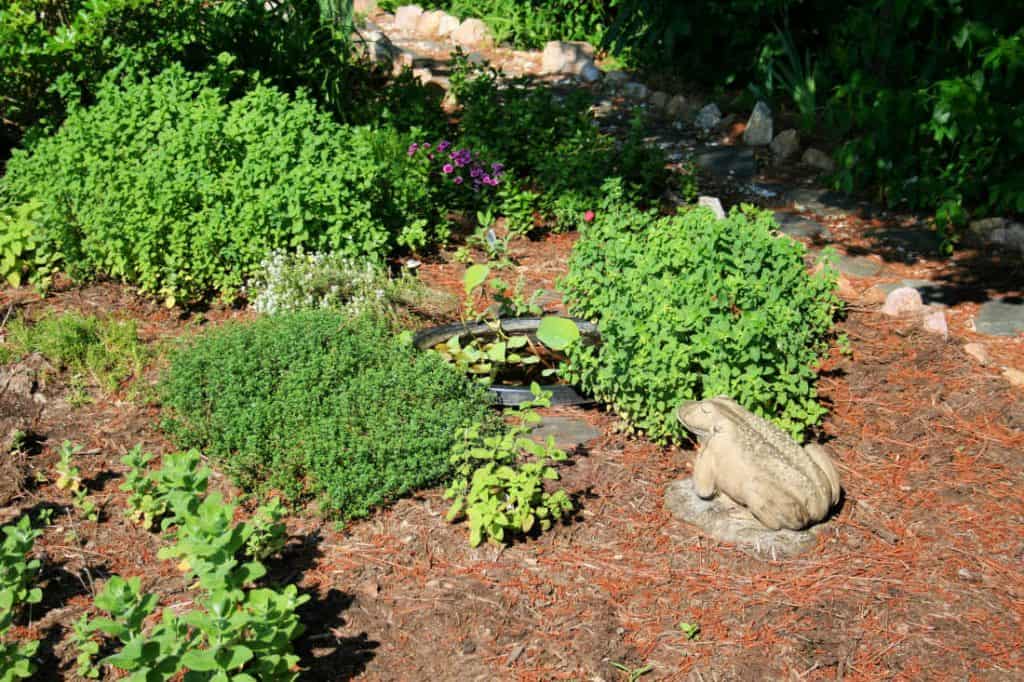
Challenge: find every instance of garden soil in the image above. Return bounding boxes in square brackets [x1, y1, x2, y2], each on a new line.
[2, 208, 1023, 680]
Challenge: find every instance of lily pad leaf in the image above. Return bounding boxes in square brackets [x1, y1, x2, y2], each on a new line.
[536, 316, 580, 351]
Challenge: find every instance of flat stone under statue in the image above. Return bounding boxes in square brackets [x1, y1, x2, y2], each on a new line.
[667, 397, 841, 557]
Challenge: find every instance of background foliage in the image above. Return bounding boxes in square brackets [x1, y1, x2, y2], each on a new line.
[560, 181, 840, 442]
[160, 312, 496, 519]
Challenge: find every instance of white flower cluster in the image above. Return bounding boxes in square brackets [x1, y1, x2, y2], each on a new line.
[248, 250, 390, 317]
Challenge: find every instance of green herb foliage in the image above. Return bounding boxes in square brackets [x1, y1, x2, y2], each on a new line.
[1, 64, 445, 305]
[560, 183, 840, 441]
[0, 513, 49, 682]
[161, 312, 495, 519]
[0, 311, 148, 398]
[445, 385, 573, 546]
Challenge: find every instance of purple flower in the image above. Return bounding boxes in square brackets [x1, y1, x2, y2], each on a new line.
[491, 162, 504, 173]
[442, 163, 454, 174]
[438, 140, 451, 152]
[423, 142, 431, 149]
[453, 176, 464, 185]
[407, 143, 418, 157]
[470, 166, 483, 178]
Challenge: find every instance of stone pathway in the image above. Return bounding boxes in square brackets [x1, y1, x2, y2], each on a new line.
[358, 3, 1024, 382]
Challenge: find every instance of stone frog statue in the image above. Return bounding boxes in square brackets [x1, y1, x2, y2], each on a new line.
[676, 397, 841, 531]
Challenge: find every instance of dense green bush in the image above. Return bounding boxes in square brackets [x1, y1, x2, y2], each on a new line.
[160, 312, 495, 519]
[560, 181, 840, 442]
[0, 65, 447, 304]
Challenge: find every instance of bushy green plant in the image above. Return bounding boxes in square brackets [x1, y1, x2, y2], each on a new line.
[445, 386, 573, 546]
[560, 183, 840, 441]
[161, 311, 495, 519]
[0, 513, 48, 682]
[0, 311, 148, 397]
[1, 64, 448, 304]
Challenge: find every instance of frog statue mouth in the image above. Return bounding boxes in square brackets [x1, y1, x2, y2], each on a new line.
[675, 400, 711, 439]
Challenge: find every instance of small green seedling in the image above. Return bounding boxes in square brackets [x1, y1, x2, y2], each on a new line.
[611, 661, 654, 681]
[678, 621, 701, 640]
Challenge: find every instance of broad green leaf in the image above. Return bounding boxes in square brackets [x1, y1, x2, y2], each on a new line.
[536, 316, 580, 351]
[463, 264, 490, 294]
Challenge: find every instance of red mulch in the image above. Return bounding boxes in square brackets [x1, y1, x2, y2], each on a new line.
[1, 211, 1022, 680]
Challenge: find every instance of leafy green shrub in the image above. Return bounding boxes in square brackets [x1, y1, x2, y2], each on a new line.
[161, 311, 495, 519]
[560, 184, 840, 441]
[1, 64, 447, 304]
[0, 311, 148, 397]
[75, 489, 304, 680]
[445, 386, 573, 546]
[0, 513, 49, 682]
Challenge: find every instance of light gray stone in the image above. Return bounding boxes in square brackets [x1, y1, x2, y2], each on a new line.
[770, 129, 800, 161]
[666, 94, 690, 120]
[881, 287, 925, 316]
[773, 212, 825, 239]
[969, 217, 1024, 255]
[578, 61, 602, 83]
[648, 90, 670, 111]
[694, 103, 722, 131]
[437, 13, 460, 37]
[837, 255, 882, 278]
[354, 0, 378, 14]
[975, 299, 1024, 337]
[622, 81, 649, 100]
[393, 5, 423, 31]
[698, 196, 726, 220]
[529, 417, 602, 450]
[676, 397, 840, 531]
[922, 309, 948, 339]
[359, 30, 400, 67]
[540, 41, 595, 75]
[742, 101, 773, 146]
[802, 147, 836, 173]
[665, 479, 823, 560]
[452, 18, 493, 48]
[603, 70, 630, 87]
[873, 279, 951, 307]
[963, 343, 991, 366]
[1003, 367, 1024, 388]
[415, 9, 445, 37]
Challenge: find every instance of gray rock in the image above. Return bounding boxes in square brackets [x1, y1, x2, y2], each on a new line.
[873, 279, 952, 307]
[603, 70, 630, 87]
[968, 217, 1024, 255]
[666, 94, 690, 120]
[529, 417, 602, 450]
[540, 41, 595, 75]
[742, 101, 773, 146]
[665, 478, 823, 560]
[415, 9, 446, 37]
[881, 287, 925, 317]
[437, 13, 460, 37]
[866, 226, 943, 256]
[802, 147, 836, 173]
[837, 255, 883, 278]
[452, 18, 492, 48]
[578, 61, 602, 83]
[693, 146, 756, 179]
[963, 342, 991, 366]
[622, 81, 649, 100]
[359, 30, 400, 67]
[354, 0, 378, 14]
[773, 212, 825, 239]
[922, 309, 948, 339]
[394, 4, 423, 31]
[648, 90, 670, 111]
[694, 103, 722, 131]
[698, 196, 726, 220]
[1003, 367, 1024, 388]
[770, 129, 800, 161]
[786, 187, 862, 216]
[975, 299, 1024, 337]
